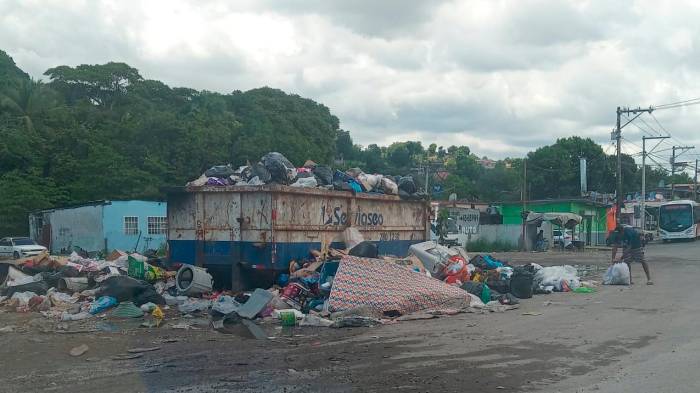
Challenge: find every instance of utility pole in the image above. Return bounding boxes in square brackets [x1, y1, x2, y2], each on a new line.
[424, 164, 429, 194]
[616, 107, 622, 223]
[693, 158, 699, 202]
[521, 158, 528, 251]
[614, 106, 654, 224]
[670, 145, 694, 200]
[641, 136, 668, 230]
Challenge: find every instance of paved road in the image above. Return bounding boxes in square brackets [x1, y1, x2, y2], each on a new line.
[541, 240, 700, 393]
[1, 241, 699, 392]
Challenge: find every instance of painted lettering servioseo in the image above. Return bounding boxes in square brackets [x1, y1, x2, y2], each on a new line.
[321, 205, 384, 227]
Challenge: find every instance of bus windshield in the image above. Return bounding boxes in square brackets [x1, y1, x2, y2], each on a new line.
[660, 204, 693, 231]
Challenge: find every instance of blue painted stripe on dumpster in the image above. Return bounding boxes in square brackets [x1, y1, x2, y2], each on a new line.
[168, 239, 419, 270]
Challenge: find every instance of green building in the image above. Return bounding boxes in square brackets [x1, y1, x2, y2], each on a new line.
[498, 199, 610, 245]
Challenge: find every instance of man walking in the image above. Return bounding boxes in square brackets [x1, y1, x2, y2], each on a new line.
[611, 224, 652, 285]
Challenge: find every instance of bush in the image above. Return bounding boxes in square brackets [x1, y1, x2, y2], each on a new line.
[465, 238, 517, 252]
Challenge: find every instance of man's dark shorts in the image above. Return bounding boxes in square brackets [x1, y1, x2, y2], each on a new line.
[622, 247, 645, 264]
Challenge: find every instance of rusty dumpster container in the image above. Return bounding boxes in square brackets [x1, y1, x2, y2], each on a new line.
[166, 185, 430, 289]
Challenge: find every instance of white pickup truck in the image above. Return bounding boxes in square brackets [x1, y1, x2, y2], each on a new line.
[0, 237, 47, 259]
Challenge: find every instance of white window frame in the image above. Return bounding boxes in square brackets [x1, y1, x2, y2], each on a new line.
[124, 216, 139, 235]
[147, 216, 167, 235]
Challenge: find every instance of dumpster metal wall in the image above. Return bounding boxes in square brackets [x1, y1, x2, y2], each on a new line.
[167, 185, 430, 288]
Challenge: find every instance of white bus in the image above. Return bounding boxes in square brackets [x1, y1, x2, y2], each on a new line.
[659, 200, 700, 241]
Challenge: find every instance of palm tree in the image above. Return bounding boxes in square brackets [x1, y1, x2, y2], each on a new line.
[0, 78, 59, 133]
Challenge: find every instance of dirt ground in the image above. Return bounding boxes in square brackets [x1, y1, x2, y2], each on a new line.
[0, 244, 697, 393]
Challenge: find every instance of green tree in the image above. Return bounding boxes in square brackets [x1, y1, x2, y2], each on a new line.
[428, 143, 437, 157]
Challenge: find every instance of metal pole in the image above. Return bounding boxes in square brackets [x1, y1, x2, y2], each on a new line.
[521, 158, 527, 251]
[671, 146, 676, 200]
[616, 107, 622, 224]
[424, 164, 429, 194]
[694, 158, 699, 202]
[642, 137, 646, 230]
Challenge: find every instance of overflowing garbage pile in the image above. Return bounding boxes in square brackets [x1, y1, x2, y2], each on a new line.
[405, 241, 596, 306]
[0, 250, 178, 324]
[0, 235, 596, 338]
[186, 151, 427, 200]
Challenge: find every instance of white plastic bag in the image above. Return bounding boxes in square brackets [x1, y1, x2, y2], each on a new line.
[290, 177, 318, 188]
[380, 177, 399, 195]
[247, 176, 264, 186]
[534, 265, 580, 291]
[10, 291, 37, 307]
[300, 314, 334, 327]
[603, 262, 631, 285]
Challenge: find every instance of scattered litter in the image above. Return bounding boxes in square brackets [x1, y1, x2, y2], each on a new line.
[111, 302, 145, 318]
[112, 353, 144, 361]
[299, 314, 334, 327]
[236, 288, 272, 319]
[69, 344, 89, 357]
[178, 298, 211, 314]
[331, 316, 383, 328]
[127, 346, 161, 353]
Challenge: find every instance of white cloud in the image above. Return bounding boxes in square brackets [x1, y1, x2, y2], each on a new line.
[2, 0, 700, 162]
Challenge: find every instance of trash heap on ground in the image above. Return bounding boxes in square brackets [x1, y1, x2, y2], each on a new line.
[185, 151, 427, 200]
[0, 234, 600, 337]
[0, 250, 177, 326]
[0, 234, 600, 336]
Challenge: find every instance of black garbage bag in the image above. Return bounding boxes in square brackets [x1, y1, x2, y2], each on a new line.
[486, 278, 510, 294]
[204, 165, 235, 178]
[37, 271, 63, 288]
[460, 281, 484, 297]
[510, 266, 534, 299]
[409, 169, 426, 192]
[398, 176, 417, 194]
[348, 241, 379, 258]
[495, 293, 520, 305]
[58, 265, 80, 278]
[313, 165, 333, 186]
[250, 162, 272, 183]
[261, 152, 296, 184]
[469, 255, 487, 270]
[2, 280, 49, 297]
[97, 276, 165, 306]
[399, 190, 428, 200]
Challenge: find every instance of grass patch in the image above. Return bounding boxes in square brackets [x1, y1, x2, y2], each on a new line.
[465, 238, 518, 252]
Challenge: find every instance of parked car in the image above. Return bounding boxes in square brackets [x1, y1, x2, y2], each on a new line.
[0, 237, 47, 259]
[552, 229, 578, 247]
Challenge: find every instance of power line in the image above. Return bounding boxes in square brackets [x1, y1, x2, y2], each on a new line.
[624, 114, 657, 136]
[637, 117, 664, 136]
[649, 112, 670, 135]
[654, 97, 700, 109]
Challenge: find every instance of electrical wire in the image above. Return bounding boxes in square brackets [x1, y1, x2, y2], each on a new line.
[624, 114, 657, 136]
[654, 97, 700, 110]
[649, 112, 670, 135]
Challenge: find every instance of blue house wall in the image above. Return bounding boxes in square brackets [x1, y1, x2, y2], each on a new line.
[102, 201, 167, 252]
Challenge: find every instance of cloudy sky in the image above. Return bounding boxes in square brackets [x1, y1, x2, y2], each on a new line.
[2, 0, 700, 162]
